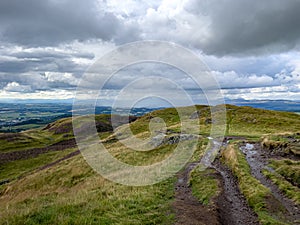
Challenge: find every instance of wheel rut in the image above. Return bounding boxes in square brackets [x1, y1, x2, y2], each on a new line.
[173, 140, 259, 225]
[173, 161, 219, 225]
[240, 143, 300, 223]
[213, 159, 259, 225]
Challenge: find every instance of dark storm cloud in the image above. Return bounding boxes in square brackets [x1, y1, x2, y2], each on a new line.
[1, 0, 300, 56]
[185, 0, 300, 56]
[0, 0, 299, 101]
[0, 71, 80, 92]
[0, 45, 90, 93]
[0, 56, 87, 74]
[0, 0, 124, 46]
[0, 73, 47, 90]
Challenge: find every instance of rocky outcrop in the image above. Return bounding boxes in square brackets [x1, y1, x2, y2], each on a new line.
[149, 133, 200, 147]
[190, 110, 201, 119]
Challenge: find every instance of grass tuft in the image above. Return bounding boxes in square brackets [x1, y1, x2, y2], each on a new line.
[222, 144, 288, 225]
[190, 167, 220, 205]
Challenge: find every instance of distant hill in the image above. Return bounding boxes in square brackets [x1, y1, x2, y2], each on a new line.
[0, 103, 159, 133]
[0, 105, 299, 224]
[226, 99, 300, 112]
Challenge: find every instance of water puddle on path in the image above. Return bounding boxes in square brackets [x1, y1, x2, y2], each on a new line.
[240, 143, 300, 222]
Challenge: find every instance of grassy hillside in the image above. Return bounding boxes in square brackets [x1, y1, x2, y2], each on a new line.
[0, 105, 299, 224]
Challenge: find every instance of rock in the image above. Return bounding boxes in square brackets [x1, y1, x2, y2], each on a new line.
[0, 179, 9, 186]
[148, 133, 166, 147]
[149, 133, 199, 147]
[205, 118, 212, 124]
[190, 111, 201, 119]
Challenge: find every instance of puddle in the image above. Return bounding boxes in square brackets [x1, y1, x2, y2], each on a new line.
[239, 143, 300, 222]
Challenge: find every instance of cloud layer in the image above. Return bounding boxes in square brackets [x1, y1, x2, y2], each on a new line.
[0, 0, 299, 103]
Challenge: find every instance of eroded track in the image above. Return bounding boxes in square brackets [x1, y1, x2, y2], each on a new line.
[240, 143, 300, 223]
[173, 140, 259, 225]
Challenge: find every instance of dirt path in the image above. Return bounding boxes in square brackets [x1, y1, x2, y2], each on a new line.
[213, 159, 259, 225]
[173, 140, 259, 225]
[240, 143, 300, 222]
[0, 139, 77, 163]
[173, 162, 220, 225]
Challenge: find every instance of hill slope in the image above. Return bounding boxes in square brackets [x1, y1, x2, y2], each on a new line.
[0, 105, 299, 224]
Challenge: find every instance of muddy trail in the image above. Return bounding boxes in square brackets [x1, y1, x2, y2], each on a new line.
[240, 143, 300, 223]
[173, 161, 220, 225]
[173, 140, 259, 225]
[212, 159, 259, 225]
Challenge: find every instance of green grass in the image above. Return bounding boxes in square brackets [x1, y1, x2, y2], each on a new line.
[103, 136, 206, 167]
[263, 169, 300, 205]
[0, 108, 211, 225]
[0, 130, 70, 153]
[269, 159, 300, 187]
[128, 107, 184, 136]
[261, 133, 300, 157]
[222, 144, 288, 225]
[104, 139, 177, 166]
[0, 105, 300, 224]
[190, 138, 209, 162]
[0, 123, 44, 132]
[190, 167, 220, 205]
[0, 112, 179, 225]
[189, 139, 220, 205]
[0, 114, 117, 153]
[0, 148, 77, 183]
[224, 105, 300, 137]
[0, 155, 176, 225]
[0, 131, 51, 153]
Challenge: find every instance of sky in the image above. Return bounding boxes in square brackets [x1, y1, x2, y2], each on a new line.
[0, 0, 300, 106]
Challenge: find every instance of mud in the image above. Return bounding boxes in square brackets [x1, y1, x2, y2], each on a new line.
[240, 143, 300, 223]
[213, 159, 259, 225]
[173, 140, 259, 225]
[173, 162, 220, 225]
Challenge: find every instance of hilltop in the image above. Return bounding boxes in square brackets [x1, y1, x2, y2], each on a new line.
[0, 105, 299, 224]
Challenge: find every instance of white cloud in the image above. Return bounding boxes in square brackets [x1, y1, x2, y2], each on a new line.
[4, 82, 32, 92]
[0, 88, 74, 99]
[287, 59, 300, 80]
[0, 0, 300, 102]
[213, 71, 275, 89]
[44, 72, 79, 86]
[224, 89, 300, 101]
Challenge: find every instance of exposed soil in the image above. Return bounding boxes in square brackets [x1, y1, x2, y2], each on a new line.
[0, 133, 30, 142]
[173, 162, 220, 225]
[0, 139, 77, 163]
[240, 142, 300, 223]
[213, 159, 259, 225]
[2, 130, 299, 224]
[173, 140, 259, 225]
[173, 138, 300, 225]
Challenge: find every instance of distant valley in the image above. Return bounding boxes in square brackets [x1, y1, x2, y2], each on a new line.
[0, 100, 299, 133]
[0, 103, 159, 133]
[0, 105, 299, 224]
